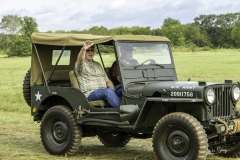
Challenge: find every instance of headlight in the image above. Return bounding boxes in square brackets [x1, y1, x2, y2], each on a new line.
[205, 88, 215, 104]
[231, 85, 240, 102]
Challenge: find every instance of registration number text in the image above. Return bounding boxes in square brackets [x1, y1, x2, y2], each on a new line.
[170, 91, 194, 97]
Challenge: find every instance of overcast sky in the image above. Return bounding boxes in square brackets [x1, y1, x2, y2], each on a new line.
[0, 0, 240, 32]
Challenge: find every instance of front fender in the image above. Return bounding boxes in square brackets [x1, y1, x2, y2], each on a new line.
[133, 97, 205, 129]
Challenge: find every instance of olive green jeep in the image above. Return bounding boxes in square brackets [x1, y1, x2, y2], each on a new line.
[23, 32, 240, 160]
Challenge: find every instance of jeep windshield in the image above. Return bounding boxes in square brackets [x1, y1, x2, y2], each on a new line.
[116, 42, 172, 67]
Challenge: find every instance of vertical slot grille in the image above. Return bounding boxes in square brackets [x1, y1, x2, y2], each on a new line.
[212, 86, 231, 117]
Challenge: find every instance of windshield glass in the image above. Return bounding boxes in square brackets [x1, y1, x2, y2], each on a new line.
[117, 42, 172, 66]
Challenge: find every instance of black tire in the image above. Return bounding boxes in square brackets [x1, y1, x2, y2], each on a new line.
[22, 69, 31, 106]
[40, 105, 82, 155]
[214, 138, 240, 158]
[98, 131, 131, 147]
[152, 112, 208, 160]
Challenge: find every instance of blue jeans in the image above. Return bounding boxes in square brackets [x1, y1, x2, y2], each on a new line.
[88, 88, 121, 108]
[115, 84, 122, 97]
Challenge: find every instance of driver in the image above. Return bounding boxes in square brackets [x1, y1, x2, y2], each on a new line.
[120, 45, 139, 65]
[110, 45, 139, 97]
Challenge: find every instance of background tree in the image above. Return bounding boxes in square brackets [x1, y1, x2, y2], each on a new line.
[130, 26, 152, 35]
[89, 26, 110, 35]
[110, 27, 132, 35]
[161, 18, 185, 46]
[152, 28, 163, 36]
[0, 15, 38, 56]
[194, 12, 240, 48]
[55, 30, 66, 33]
[0, 34, 31, 56]
[231, 21, 240, 48]
[183, 23, 209, 47]
[20, 16, 38, 37]
[194, 14, 217, 47]
[0, 14, 22, 34]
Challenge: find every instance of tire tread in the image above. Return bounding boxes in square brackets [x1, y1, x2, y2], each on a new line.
[40, 105, 82, 155]
[152, 112, 208, 160]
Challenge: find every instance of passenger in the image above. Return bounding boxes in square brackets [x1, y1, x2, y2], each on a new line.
[75, 40, 121, 108]
[110, 45, 139, 97]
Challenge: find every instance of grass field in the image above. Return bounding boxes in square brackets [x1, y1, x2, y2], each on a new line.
[1, 50, 240, 160]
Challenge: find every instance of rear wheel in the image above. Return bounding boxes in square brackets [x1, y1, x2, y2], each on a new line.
[98, 131, 131, 147]
[152, 112, 208, 160]
[40, 105, 82, 155]
[22, 69, 31, 106]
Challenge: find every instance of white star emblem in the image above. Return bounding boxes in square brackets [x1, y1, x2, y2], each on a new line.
[35, 91, 42, 101]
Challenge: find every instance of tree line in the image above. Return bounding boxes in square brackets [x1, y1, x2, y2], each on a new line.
[0, 12, 240, 56]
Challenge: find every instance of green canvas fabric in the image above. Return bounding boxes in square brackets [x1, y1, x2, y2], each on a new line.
[31, 32, 170, 46]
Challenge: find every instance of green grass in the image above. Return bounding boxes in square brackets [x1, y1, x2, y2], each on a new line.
[174, 50, 240, 82]
[0, 50, 6, 56]
[0, 111, 238, 160]
[0, 56, 31, 113]
[1, 50, 240, 159]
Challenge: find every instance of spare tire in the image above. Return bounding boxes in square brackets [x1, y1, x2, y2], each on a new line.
[23, 69, 31, 107]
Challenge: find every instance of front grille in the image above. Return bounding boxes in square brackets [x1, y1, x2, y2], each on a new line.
[212, 86, 231, 117]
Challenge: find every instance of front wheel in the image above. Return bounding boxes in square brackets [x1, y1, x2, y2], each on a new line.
[40, 105, 82, 155]
[152, 112, 208, 160]
[98, 131, 131, 147]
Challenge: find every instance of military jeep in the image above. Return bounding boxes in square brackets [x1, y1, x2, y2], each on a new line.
[23, 32, 240, 160]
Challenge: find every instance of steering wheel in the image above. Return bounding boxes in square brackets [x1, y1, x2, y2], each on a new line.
[140, 59, 156, 65]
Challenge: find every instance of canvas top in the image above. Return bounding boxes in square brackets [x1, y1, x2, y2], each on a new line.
[31, 32, 170, 46]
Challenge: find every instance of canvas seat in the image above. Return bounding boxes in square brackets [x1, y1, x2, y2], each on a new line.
[45, 70, 70, 82]
[44, 70, 71, 87]
[69, 70, 109, 107]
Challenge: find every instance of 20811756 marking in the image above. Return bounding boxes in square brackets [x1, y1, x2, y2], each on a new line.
[170, 91, 194, 97]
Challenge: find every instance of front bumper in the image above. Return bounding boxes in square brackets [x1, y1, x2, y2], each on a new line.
[215, 118, 240, 135]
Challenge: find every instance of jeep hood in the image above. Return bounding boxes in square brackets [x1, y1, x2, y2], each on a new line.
[126, 81, 221, 96]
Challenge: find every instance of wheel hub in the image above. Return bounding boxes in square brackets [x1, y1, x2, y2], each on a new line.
[171, 136, 184, 150]
[167, 130, 190, 157]
[52, 121, 68, 143]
